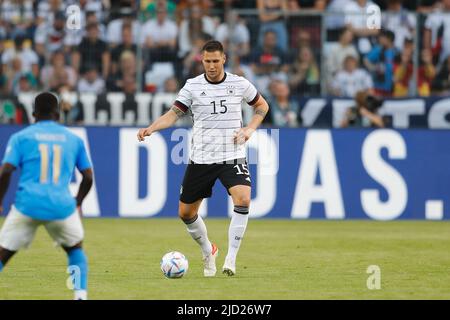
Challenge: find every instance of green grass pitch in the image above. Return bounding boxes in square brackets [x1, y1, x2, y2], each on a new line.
[0, 218, 449, 300]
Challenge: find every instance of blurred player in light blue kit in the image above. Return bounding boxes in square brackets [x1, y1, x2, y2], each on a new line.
[0, 92, 93, 300]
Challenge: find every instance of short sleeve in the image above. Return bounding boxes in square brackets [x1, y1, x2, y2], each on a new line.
[2, 135, 21, 167]
[242, 79, 260, 106]
[174, 82, 193, 113]
[76, 139, 92, 171]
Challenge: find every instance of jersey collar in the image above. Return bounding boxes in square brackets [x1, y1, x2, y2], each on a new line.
[204, 72, 227, 85]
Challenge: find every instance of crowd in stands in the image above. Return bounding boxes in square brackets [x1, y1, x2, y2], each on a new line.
[1, 0, 450, 126]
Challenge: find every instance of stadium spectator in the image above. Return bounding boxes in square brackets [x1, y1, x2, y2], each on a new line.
[107, 50, 137, 92]
[225, 55, 257, 85]
[364, 29, 397, 96]
[111, 23, 137, 74]
[0, 98, 29, 124]
[178, 4, 215, 59]
[77, 64, 105, 94]
[325, 27, 359, 91]
[249, 29, 290, 96]
[1, 34, 39, 79]
[431, 54, 450, 95]
[162, 76, 179, 93]
[0, 0, 35, 40]
[140, 4, 178, 65]
[145, 0, 177, 20]
[183, 36, 210, 79]
[215, 11, 250, 58]
[341, 90, 384, 128]
[331, 55, 373, 97]
[36, 0, 66, 26]
[393, 47, 436, 97]
[65, 10, 108, 49]
[72, 22, 110, 80]
[106, 9, 141, 47]
[34, 10, 70, 58]
[268, 79, 300, 127]
[40, 51, 77, 92]
[175, 0, 213, 24]
[257, 0, 289, 51]
[344, 0, 381, 55]
[288, 46, 320, 96]
[325, 0, 353, 40]
[423, 0, 450, 66]
[382, 0, 416, 51]
[2, 56, 37, 95]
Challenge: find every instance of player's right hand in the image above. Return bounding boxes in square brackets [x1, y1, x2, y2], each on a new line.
[137, 128, 152, 142]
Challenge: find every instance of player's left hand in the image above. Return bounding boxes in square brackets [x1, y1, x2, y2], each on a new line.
[233, 127, 255, 145]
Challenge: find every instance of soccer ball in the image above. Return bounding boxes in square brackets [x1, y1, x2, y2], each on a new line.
[160, 251, 189, 279]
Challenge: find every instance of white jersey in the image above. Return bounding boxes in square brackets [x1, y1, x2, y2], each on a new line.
[175, 72, 260, 164]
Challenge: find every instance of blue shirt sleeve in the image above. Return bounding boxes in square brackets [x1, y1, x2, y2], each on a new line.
[366, 46, 380, 63]
[76, 138, 92, 171]
[2, 134, 21, 167]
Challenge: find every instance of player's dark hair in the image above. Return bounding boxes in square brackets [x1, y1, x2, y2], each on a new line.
[202, 40, 224, 53]
[34, 92, 59, 119]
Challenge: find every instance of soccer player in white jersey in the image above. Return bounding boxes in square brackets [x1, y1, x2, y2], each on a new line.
[137, 40, 269, 277]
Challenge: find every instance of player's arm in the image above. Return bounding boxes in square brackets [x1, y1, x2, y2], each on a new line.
[0, 163, 16, 214]
[234, 95, 269, 144]
[75, 168, 93, 215]
[137, 105, 184, 142]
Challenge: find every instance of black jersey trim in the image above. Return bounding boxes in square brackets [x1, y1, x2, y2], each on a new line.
[249, 92, 260, 106]
[204, 72, 227, 84]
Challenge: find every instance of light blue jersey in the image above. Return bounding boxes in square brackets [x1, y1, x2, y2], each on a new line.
[2, 121, 91, 220]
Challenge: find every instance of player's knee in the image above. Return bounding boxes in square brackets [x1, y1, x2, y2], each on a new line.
[234, 196, 250, 208]
[62, 241, 83, 253]
[178, 204, 196, 221]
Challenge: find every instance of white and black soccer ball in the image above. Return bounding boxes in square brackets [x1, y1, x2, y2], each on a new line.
[160, 251, 189, 279]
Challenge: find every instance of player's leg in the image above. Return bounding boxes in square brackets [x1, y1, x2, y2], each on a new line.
[0, 206, 39, 271]
[224, 185, 251, 276]
[179, 200, 218, 277]
[179, 162, 219, 276]
[45, 211, 87, 300]
[218, 160, 252, 276]
[62, 242, 88, 300]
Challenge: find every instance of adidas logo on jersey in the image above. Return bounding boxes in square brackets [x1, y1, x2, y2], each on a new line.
[200, 91, 206, 96]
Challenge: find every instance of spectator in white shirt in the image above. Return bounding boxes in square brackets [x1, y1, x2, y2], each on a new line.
[382, 0, 416, 51]
[325, 27, 359, 92]
[106, 10, 141, 47]
[344, 0, 380, 54]
[424, 0, 450, 66]
[331, 55, 373, 97]
[140, 5, 178, 64]
[2, 34, 39, 79]
[215, 11, 250, 58]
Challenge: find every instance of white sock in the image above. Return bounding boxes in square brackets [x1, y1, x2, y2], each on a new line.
[74, 290, 87, 300]
[185, 215, 212, 257]
[226, 208, 249, 262]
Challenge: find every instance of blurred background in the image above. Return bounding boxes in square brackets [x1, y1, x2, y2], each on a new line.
[0, 0, 449, 128]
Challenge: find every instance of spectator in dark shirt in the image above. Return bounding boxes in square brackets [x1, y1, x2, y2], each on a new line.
[72, 22, 111, 80]
[111, 22, 137, 74]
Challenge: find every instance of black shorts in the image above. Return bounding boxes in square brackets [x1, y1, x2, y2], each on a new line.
[180, 158, 252, 204]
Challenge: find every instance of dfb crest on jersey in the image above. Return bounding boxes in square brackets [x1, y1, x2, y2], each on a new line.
[227, 86, 235, 95]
